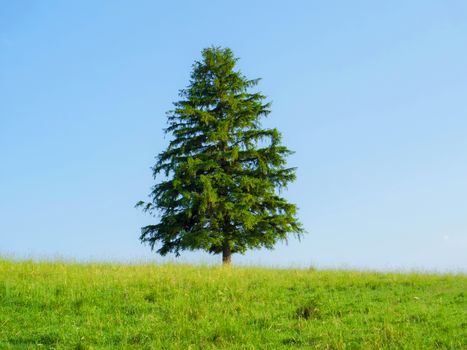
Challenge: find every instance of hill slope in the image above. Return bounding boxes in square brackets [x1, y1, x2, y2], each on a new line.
[0, 260, 465, 349]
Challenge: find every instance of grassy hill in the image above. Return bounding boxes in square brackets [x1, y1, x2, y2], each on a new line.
[0, 259, 465, 349]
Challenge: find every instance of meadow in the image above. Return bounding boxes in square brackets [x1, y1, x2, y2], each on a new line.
[0, 259, 465, 349]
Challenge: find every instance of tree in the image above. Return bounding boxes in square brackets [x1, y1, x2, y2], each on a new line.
[137, 47, 303, 265]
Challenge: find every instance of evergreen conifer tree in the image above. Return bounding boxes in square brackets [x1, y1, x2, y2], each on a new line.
[137, 47, 303, 264]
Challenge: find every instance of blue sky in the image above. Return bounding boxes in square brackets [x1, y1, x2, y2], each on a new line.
[1, 1, 466, 271]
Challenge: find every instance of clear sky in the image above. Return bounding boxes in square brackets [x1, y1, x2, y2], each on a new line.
[1, 1, 466, 271]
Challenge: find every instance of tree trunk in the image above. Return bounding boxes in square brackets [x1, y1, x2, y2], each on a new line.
[222, 240, 232, 265]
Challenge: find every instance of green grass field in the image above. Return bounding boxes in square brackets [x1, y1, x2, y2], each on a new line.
[0, 259, 465, 349]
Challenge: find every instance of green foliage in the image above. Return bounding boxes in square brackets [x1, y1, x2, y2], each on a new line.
[138, 47, 303, 261]
[1, 260, 466, 349]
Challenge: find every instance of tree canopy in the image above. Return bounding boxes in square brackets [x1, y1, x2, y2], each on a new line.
[137, 47, 303, 264]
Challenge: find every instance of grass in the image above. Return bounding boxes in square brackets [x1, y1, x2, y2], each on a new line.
[0, 259, 465, 349]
